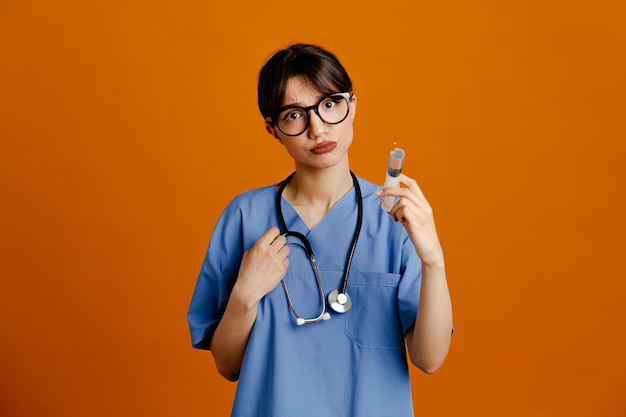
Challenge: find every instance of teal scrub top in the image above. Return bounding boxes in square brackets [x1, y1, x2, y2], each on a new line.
[188, 175, 422, 417]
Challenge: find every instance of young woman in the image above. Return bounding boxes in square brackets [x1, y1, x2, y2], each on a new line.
[188, 43, 453, 417]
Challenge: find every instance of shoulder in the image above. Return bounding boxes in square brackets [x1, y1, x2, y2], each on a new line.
[210, 182, 282, 249]
[354, 175, 381, 196]
[354, 174, 384, 211]
[354, 173, 409, 237]
[222, 184, 278, 215]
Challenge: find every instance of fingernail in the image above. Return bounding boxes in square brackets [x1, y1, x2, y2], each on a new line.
[375, 190, 383, 196]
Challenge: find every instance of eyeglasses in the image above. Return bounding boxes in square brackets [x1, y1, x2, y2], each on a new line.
[272, 92, 352, 137]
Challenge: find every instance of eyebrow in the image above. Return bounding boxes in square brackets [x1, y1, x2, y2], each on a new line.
[280, 94, 326, 110]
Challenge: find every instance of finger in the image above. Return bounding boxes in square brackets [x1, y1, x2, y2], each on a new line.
[378, 186, 422, 208]
[271, 234, 288, 252]
[376, 186, 404, 197]
[392, 204, 423, 229]
[277, 244, 291, 258]
[259, 226, 282, 246]
[398, 173, 426, 200]
[390, 203, 406, 224]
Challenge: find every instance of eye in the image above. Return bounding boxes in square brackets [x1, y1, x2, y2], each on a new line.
[280, 109, 305, 122]
[322, 94, 347, 110]
[321, 98, 338, 109]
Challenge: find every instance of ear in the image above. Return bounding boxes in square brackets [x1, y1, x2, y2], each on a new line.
[265, 121, 283, 143]
[350, 94, 357, 119]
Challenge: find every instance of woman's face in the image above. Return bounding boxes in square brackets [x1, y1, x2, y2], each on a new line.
[266, 76, 357, 171]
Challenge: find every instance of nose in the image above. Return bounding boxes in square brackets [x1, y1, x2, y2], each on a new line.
[306, 109, 327, 139]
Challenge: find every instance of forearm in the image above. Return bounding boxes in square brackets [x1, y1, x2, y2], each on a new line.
[407, 262, 453, 374]
[210, 285, 258, 381]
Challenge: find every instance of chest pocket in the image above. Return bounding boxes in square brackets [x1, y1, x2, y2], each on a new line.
[345, 271, 404, 350]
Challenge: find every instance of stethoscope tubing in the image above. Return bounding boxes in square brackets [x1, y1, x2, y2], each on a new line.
[275, 171, 363, 325]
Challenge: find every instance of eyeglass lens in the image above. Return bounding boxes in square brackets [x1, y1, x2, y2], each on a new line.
[276, 93, 350, 136]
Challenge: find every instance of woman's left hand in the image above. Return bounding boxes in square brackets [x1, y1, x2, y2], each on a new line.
[376, 173, 444, 267]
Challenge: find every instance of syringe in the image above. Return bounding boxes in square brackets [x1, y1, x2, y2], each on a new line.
[381, 145, 406, 212]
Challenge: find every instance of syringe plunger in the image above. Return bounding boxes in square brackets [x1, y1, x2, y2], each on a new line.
[387, 148, 405, 176]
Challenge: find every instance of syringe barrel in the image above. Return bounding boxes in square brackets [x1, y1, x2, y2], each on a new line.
[381, 147, 405, 212]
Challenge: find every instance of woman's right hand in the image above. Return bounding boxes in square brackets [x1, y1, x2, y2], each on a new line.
[232, 227, 290, 307]
[211, 227, 289, 381]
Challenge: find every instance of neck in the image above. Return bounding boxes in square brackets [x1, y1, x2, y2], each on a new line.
[286, 161, 354, 211]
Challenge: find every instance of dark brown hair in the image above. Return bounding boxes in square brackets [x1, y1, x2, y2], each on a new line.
[257, 43, 353, 122]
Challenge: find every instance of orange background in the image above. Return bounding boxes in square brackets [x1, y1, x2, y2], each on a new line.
[1, 1, 625, 416]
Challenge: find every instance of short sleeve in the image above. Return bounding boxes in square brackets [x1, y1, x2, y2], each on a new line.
[187, 250, 226, 349]
[186, 201, 246, 350]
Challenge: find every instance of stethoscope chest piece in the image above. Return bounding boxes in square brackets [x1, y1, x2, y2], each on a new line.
[328, 289, 352, 313]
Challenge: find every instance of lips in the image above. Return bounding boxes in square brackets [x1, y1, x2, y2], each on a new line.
[310, 141, 337, 155]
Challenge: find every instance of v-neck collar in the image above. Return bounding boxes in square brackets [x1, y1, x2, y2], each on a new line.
[278, 185, 356, 235]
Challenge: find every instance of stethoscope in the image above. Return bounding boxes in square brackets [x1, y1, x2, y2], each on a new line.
[275, 171, 363, 325]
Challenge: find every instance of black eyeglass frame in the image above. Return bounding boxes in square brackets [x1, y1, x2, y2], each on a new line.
[271, 92, 352, 137]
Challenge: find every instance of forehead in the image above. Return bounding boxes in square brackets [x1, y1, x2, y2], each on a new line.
[283, 76, 324, 106]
